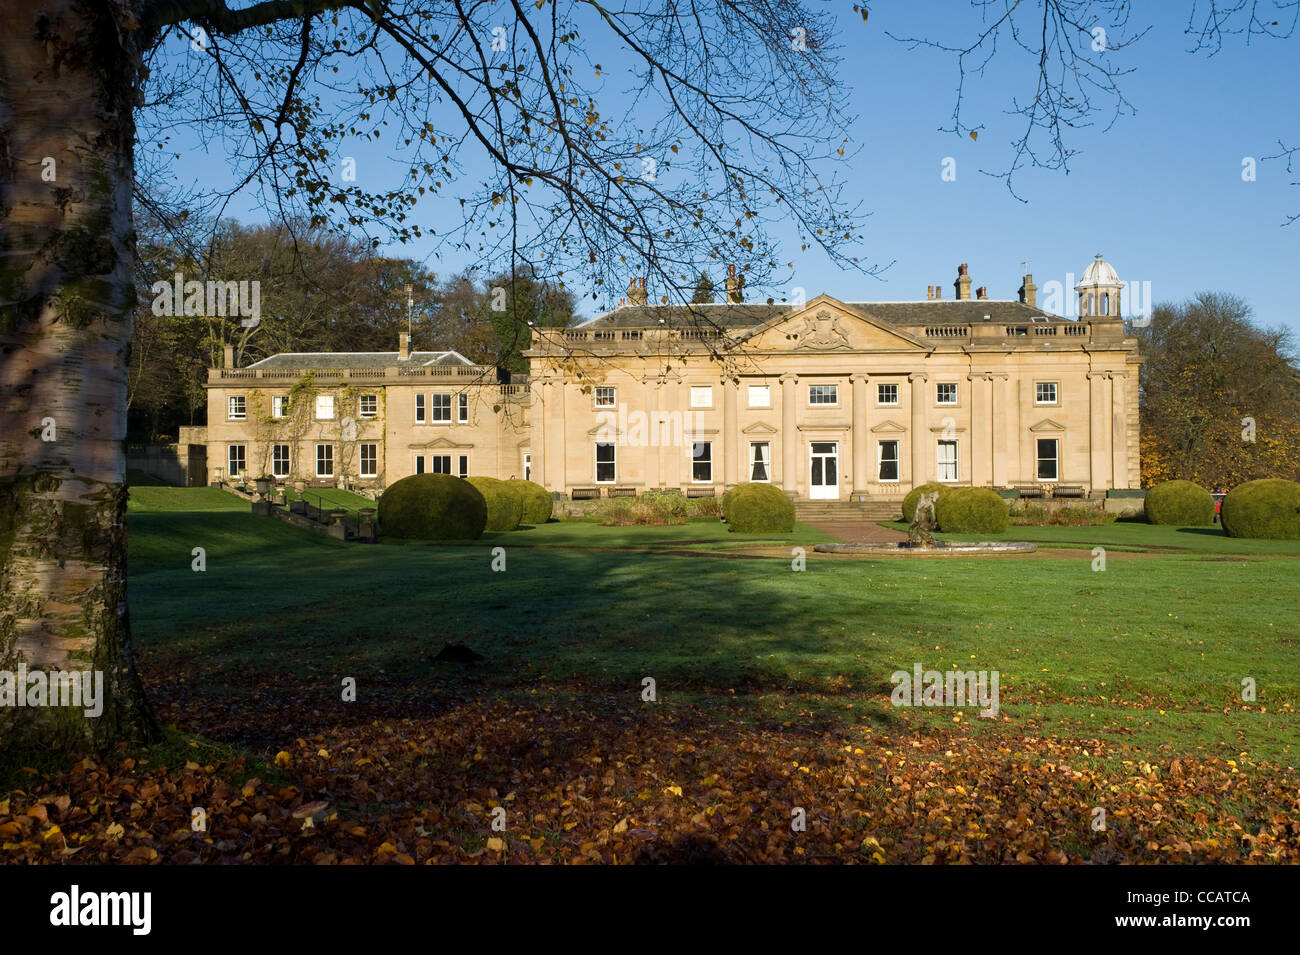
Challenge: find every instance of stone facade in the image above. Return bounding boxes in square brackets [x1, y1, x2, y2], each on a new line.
[204, 261, 1143, 503]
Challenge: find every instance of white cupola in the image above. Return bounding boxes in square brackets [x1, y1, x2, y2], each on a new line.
[1074, 253, 1122, 319]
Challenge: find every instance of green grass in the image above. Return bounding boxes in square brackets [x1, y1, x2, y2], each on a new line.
[883, 519, 1300, 556]
[283, 485, 376, 518]
[126, 489, 1300, 766]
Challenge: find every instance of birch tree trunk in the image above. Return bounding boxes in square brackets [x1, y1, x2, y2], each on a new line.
[0, 0, 159, 747]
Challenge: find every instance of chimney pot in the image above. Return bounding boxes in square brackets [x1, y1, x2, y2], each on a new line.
[935, 286, 942, 299]
[926, 285, 933, 300]
[976, 285, 987, 300]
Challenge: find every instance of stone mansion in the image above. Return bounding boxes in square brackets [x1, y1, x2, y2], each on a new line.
[202, 257, 1142, 503]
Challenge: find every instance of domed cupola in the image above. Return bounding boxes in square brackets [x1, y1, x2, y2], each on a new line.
[1074, 254, 1121, 318]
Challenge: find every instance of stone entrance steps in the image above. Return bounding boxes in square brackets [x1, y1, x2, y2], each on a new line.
[795, 500, 902, 522]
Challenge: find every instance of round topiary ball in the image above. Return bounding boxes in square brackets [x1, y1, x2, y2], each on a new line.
[507, 479, 553, 525]
[378, 474, 487, 540]
[1144, 479, 1215, 526]
[1220, 478, 1300, 539]
[724, 482, 795, 533]
[466, 476, 524, 531]
[934, 487, 1009, 535]
[901, 483, 952, 523]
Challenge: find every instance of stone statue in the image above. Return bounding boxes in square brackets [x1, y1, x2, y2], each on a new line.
[908, 492, 938, 548]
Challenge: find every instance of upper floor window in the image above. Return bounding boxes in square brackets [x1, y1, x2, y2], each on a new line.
[227, 396, 246, 420]
[808, 384, 838, 405]
[594, 386, 616, 408]
[936, 383, 958, 405]
[315, 394, 335, 420]
[359, 394, 378, 418]
[431, 393, 452, 422]
[748, 385, 770, 408]
[415, 393, 425, 423]
[1035, 382, 1058, 405]
[689, 385, 713, 409]
[271, 395, 288, 418]
[877, 383, 898, 406]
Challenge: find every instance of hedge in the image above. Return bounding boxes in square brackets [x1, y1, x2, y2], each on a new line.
[1220, 479, 1300, 540]
[377, 474, 487, 540]
[724, 482, 795, 533]
[1144, 480, 1215, 526]
[466, 476, 524, 531]
[507, 479, 553, 525]
[934, 487, 1009, 534]
[901, 483, 952, 523]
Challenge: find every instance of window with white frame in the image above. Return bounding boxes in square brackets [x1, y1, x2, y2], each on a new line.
[808, 384, 838, 405]
[227, 444, 246, 478]
[936, 383, 958, 405]
[360, 443, 378, 478]
[457, 393, 469, 423]
[749, 442, 771, 482]
[936, 440, 958, 482]
[227, 395, 246, 420]
[359, 394, 378, 418]
[430, 454, 452, 474]
[431, 393, 452, 422]
[692, 441, 713, 482]
[595, 442, 616, 482]
[878, 441, 900, 482]
[458, 455, 469, 479]
[1036, 438, 1059, 481]
[594, 386, 616, 408]
[315, 394, 335, 419]
[877, 383, 898, 406]
[523, 453, 532, 482]
[415, 393, 426, 423]
[689, 385, 713, 409]
[415, 455, 425, 474]
[1035, 382, 1058, 405]
[316, 444, 334, 477]
[271, 444, 290, 478]
[747, 384, 770, 408]
[272, 395, 289, 418]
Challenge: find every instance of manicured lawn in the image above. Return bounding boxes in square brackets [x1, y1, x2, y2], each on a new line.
[127, 489, 1299, 765]
[283, 485, 376, 518]
[884, 519, 1300, 555]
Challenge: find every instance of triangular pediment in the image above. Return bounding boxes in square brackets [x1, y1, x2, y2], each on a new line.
[870, 420, 907, 434]
[738, 295, 927, 353]
[741, 422, 778, 434]
[1029, 418, 1067, 432]
[411, 436, 474, 449]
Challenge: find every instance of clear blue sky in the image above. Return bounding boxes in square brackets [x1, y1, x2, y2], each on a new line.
[152, 1, 1300, 336]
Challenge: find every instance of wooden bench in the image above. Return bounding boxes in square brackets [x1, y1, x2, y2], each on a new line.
[685, 486, 716, 498]
[609, 486, 637, 499]
[1053, 485, 1086, 498]
[571, 487, 601, 500]
[1014, 485, 1045, 498]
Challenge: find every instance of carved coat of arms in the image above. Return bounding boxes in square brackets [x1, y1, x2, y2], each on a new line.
[790, 310, 851, 350]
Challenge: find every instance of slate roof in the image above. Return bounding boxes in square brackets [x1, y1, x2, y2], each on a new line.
[580, 299, 1059, 330]
[246, 350, 474, 370]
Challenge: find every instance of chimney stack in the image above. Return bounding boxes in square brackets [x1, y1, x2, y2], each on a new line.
[954, 263, 972, 301]
[1018, 273, 1037, 308]
[725, 263, 745, 303]
[934, 284, 942, 300]
[398, 331, 411, 360]
[223, 345, 235, 369]
[926, 285, 934, 300]
[627, 276, 648, 306]
[975, 285, 987, 300]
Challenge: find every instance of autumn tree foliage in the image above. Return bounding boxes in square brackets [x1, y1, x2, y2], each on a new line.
[1137, 292, 1300, 488]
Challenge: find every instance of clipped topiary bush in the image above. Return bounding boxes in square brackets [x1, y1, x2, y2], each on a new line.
[1144, 479, 1215, 526]
[934, 487, 1009, 535]
[1220, 478, 1300, 539]
[466, 476, 524, 531]
[378, 474, 486, 540]
[901, 483, 952, 523]
[724, 482, 795, 533]
[507, 479, 553, 525]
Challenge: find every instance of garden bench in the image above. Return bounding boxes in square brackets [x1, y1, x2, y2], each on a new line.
[685, 486, 716, 498]
[609, 486, 637, 498]
[571, 487, 601, 500]
[1014, 485, 1045, 498]
[1053, 485, 1086, 498]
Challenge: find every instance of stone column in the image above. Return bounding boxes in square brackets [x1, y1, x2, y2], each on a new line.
[851, 373, 869, 495]
[645, 375, 660, 489]
[548, 378, 566, 492]
[1087, 372, 1106, 491]
[723, 377, 739, 487]
[781, 373, 798, 493]
[968, 373, 991, 487]
[991, 375, 1009, 487]
[532, 377, 547, 489]
[909, 373, 927, 488]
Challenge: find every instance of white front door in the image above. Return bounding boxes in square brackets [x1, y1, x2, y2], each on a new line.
[809, 441, 839, 499]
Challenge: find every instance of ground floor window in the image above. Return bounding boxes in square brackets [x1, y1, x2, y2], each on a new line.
[316, 444, 334, 477]
[271, 444, 290, 478]
[1036, 438, 1059, 481]
[457, 455, 468, 479]
[430, 454, 452, 474]
[360, 443, 378, 478]
[595, 443, 616, 483]
[749, 442, 770, 482]
[878, 440, 900, 482]
[937, 440, 957, 482]
[227, 444, 246, 479]
[523, 452, 532, 482]
[692, 441, 713, 483]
